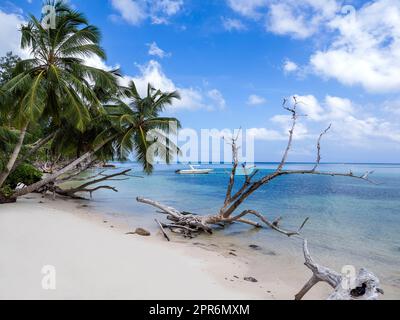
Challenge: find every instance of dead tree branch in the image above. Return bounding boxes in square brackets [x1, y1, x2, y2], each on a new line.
[295, 239, 384, 300]
[55, 169, 136, 199]
[137, 96, 377, 238]
[135, 96, 382, 299]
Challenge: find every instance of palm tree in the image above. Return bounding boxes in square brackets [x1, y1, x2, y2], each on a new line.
[11, 81, 181, 199]
[0, 0, 119, 187]
[112, 81, 182, 173]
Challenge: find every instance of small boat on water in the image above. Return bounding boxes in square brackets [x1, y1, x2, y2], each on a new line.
[175, 165, 213, 174]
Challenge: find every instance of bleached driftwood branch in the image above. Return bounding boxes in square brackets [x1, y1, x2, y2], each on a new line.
[137, 97, 376, 238]
[295, 239, 384, 300]
[52, 169, 140, 199]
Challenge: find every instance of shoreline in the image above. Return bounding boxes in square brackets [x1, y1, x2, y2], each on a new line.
[0, 193, 341, 299]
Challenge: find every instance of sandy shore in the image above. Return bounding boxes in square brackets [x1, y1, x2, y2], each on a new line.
[0, 194, 331, 300]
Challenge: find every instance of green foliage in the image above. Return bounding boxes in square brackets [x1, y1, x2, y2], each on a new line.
[0, 185, 13, 198]
[0, 52, 21, 85]
[114, 82, 182, 174]
[1, 0, 119, 130]
[5, 163, 42, 189]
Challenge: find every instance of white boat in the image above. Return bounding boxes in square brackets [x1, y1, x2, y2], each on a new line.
[175, 165, 213, 174]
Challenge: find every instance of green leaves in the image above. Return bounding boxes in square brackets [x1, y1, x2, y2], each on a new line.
[111, 81, 181, 173]
[1, 0, 119, 132]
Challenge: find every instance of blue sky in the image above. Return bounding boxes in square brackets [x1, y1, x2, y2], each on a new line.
[1, 0, 400, 163]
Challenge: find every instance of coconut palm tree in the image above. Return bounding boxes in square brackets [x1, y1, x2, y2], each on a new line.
[112, 81, 182, 173]
[11, 81, 181, 199]
[0, 0, 119, 187]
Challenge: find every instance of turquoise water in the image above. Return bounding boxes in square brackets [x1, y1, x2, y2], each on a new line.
[84, 162, 400, 296]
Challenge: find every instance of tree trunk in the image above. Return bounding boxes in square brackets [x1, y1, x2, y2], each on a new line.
[11, 149, 94, 199]
[11, 130, 58, 173]
[10, 133, 118, 199]
[0, 122, 29, 188]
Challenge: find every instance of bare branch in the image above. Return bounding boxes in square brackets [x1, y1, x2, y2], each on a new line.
[276, 97, 299, 172]
[278, 169, 377, 184]
[155, 219, 170, 241]
[222, 129, 241, 209]
[295, 239, 383, 300]
[312, 124, 332, 171]
[54, 169, 135, 199]
[137, 197, 182, 219]
[225, 209, 309, 237]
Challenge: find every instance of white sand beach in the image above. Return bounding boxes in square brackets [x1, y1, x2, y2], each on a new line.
[0, 194, 333, 300]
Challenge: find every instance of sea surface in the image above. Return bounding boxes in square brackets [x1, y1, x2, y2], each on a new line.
[80, 162, 400, 297]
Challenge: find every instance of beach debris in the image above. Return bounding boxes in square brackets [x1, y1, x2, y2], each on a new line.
[244, 277, 258, 283]
[229, 251, 237, 256]
[51, 169, 138, 200]
[249, 244, 261, 250]
[134, 98, 382, 300]
[295, 239, 383, 300]
[103, 220, 108, 223]
[102, 163, 116, 168]
[155, 219, 170, 241]
[136, 98, 376, 239]
[125, 228, 151, 237]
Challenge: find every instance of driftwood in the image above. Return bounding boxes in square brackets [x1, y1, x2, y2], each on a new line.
[39, 168, 141, 200]
[295, 239, 384, 300]
[155, 219, 170, 241]
[136, 97, 382, 300]
[137, 98, 375, 238]
[54, 169, 135, 199]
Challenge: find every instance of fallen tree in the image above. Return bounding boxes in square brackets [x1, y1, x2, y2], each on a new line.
[51, 169, 138, 199]
[295, 239, 384, 300]
[137, 98, 375, 238]
[136, 97, 382, 300]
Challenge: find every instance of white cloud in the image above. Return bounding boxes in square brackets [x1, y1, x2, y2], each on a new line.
[207, 89, 226, 109]
[0, 10, 29, 58]
[226, 0, 339, 38]
[283, 59, 298, 73]
[122, 60, 226, 112]
[227, 0, 400, 93]
[111, 0, 183, 25]
[247, 127, 287, 141]
[250, 94, 400, 145]
[247, 94, 266, 105]
[226, 0, 267, 19]
[271, 114, 311, 139]
[292, 94, 400, 144]
[310, 0, 400, 93]
[110, 0, 146, 25]
[147, 41, 170, 58]
[383, 99, 400, 116]
[221, 17, 247, 31]
[84, 55, 120, 71]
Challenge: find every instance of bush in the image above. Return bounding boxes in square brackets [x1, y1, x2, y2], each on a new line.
[0, 185, 16, 203]
[5, 163, 42, 189]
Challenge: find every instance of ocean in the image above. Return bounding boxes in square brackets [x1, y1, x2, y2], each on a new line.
[81, 162, 400, 297]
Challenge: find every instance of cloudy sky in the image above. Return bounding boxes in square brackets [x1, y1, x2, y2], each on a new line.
[1, 0, 400, 163]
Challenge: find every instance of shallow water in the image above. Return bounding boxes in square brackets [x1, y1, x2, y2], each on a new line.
[82, 162, 400, 297]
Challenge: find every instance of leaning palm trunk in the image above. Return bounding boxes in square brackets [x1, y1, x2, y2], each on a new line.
[10, 133, 118, 199]
[0, 122, 29, 188]
[11, 130, 59, 173]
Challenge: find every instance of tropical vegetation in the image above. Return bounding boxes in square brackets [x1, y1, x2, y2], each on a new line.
[0, 0, 181, 203]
